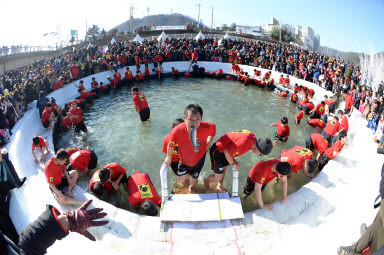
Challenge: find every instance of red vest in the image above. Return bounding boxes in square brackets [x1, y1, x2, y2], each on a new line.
[127, 171, 162, 207]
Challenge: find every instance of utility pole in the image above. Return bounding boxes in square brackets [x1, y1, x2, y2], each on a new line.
[147, 6, 149, 16]
[197, 3, 201, 29]
[129, 5, 133, 33]
[211, 7, 214, 30]
[279, 19, 282, 42]
[85, 20, 88, 41]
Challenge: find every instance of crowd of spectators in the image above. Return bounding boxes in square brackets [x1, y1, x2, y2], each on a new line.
[0, 35, 370, 148]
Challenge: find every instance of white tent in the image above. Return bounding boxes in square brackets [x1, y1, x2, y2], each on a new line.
[195, 31, 205, 40]
[223, 33, 231, 40]
[157, 31, 169, 41]
[218, 39, 223, 46]
[133, 34, 143, 43]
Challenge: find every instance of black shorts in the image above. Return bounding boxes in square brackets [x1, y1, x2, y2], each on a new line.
[318, 153, 330, 171]
[310, 112, 321, 119]
[296, 119, 301, 124]
[344, 108, 351, 115]
[329, 103, 336, 113]
[139, 107, 150, 122]
[50, 176, 68, 193]
[177, 153, 206, 179]
[170, 161, 179, 175]
[274, 132, 288, 142]
[75, 121, 87, 133]
[88, 150, 98, 170]
[321, 130, 332, 144]
[242, 177, 266, 195]
[306, 136, 314, 151]
[291, 100, 297, 104]
[153, 62, 158, 68]
[112, 173, 128, 185]
[209, 143, 229, 174]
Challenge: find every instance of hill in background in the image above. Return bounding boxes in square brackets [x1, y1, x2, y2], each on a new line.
[113, 13, 204, 32]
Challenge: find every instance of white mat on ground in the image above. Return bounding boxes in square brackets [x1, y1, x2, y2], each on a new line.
[160, 193, 244, 222]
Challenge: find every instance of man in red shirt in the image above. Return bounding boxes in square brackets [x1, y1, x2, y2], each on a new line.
[306, 133, 329, 160]
[163, 104, 216, 193]
[338, 110, 349, 133]
[41, 103, 56, 129]
[343, 89, 354, 116]
[308, 117, 326, 128]
[296, 109, 304, 125]
[135, 71, 144, 83]
[98, 163, 128, 191]
[280, 146, 317, 178]
[318, 131, 347, 170]
[162, 118, 184, 179]
[44, 149, 81, 205]
[91, 77, 99, 93]
[271, 117, 290, 142]
[124, 67, 133, 86]
[32, 136, 50, 162]
[89, 169, 113, 196]
[324, 95, 336, 114]
[171, 67, 179, 78]
[107, 76, 117, 89]
[69, 149, 98, 176]
[321, 116, 341, 143]
[232, 63, 240, 74]
[132, 87, 150, 122]
[204, 130, 273, 192]
[243, 159, 291, 210]
[309, 101, 326, 119]
[64, 100, 88, 133]
[290, 90, 299, 104]
[188, 49, 199, 70]
[127, 171, 162, 216]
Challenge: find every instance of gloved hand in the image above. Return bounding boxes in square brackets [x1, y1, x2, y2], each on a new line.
[64, 200, 108, 241]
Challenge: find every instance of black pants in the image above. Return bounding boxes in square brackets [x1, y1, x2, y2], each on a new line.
[139, 107, 150, 122]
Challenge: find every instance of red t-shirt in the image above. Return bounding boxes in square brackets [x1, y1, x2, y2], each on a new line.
[323, 119, 341, 136]
[69, 107, 83, 124]
[340, 116, 349, 132]
[91, 81, 98, 89]
[314, 104, 325, 115]
[325, 140, 343, 159]
[114, 72, 121, 82]
[69, 149, 91, 171]
[232, 64, 239, 71]
[345, 94, 353, 110]
[32, 136, 45, 151]
[290, 93, 298, 102]
[168, 122, 216, 166]
[215, 130, 256, 158]
[249, 159, 280, 184]
[89, 169, 113, 194]
[41, 108, 51, 124]
[309, 118, 325, 128]
[284, 78, 290, 85]
[133, 92, 148, 111]
[192, 52, 198, 60]
[311, 134, 329, 154]
[125, 70, 133, 79]
[44, 156, 64, 186]
[80, 91, 96, 100]
[103, 163, 126, 181]
[280, 146, 313, 173]
[162, 133, 179, 162]
[324, 98, 334, 107]
[273, 121, 290, 137]
[127, 171, 162, 207]
[172, 69, 179, 74]
[279, 77, 285, 84]
[296, 111, 304, 121]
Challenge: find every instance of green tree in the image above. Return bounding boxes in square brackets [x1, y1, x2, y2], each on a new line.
[270, 26, 293, 42]
[221, 24, 228, 30]
[100, 28, 107, 38]
[85, 24, 100, 42]
[294, 35, 303, 45]
[229, 23, 236, 31]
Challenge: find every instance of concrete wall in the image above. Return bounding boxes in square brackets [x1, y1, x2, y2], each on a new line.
[0, 51, 58, 74]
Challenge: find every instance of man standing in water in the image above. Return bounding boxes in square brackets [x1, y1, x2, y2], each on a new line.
[163, 104, 216, 193]
[132, 87, 150, 122]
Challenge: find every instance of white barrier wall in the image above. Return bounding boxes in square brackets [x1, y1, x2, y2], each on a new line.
[7, 62, 382, 255]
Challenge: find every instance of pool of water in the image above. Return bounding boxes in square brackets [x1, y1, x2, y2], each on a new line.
[57, 77, 317, 212]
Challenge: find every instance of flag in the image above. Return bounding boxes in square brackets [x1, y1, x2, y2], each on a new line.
[110, 37, 117, 45]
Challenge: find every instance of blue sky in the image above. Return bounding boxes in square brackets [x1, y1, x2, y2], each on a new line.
[0, 0, 383, 54]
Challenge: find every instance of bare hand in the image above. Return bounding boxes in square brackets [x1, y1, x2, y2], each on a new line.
[64, 200, 108, 241]
[280, 196, 287, 204]
[112, 182, 119, 190]
[232, 161, 240, 170]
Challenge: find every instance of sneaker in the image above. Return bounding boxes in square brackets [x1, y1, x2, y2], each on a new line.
[337, 246, 353, 255]
[360, 223, 368, 236]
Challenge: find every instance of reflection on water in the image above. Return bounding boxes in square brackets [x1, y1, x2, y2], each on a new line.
[57, 78, 317, 212]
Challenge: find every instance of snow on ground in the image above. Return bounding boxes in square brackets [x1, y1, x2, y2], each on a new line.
[7, 62, 381, 254]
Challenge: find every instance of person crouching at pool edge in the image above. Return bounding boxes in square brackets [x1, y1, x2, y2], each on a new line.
[243, 159, 292, 210]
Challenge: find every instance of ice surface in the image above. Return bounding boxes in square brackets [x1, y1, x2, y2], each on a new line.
[7, 62, 381, 254]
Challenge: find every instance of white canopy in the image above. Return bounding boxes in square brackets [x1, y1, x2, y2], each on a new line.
[218, 39, 223, 46]
[223, 33, 231, 39]
[157, 31, 169, 41]
[133, 34, 143, 43]
[195, 31, 205, 40]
